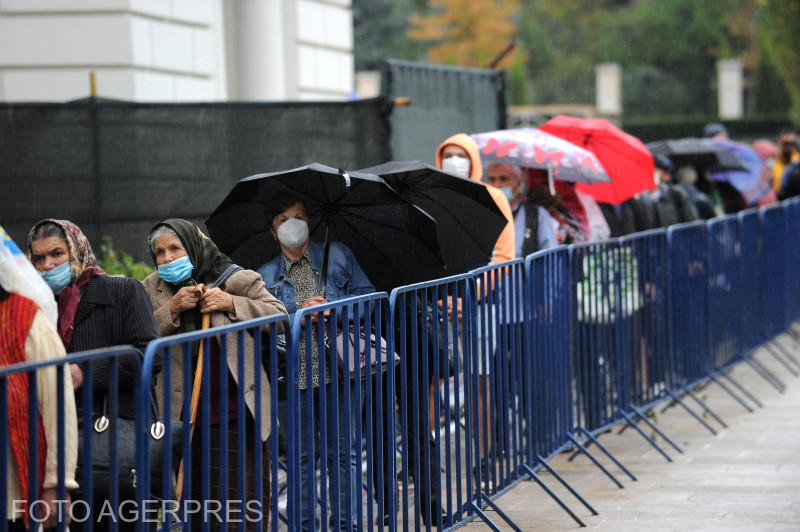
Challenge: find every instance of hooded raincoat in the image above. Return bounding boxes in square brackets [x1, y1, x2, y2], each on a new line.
[436, 133, 516, 265]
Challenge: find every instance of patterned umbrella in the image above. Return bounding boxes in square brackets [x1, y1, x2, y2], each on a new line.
[540, 115, 655, 205]
[471, 128, 610, 185]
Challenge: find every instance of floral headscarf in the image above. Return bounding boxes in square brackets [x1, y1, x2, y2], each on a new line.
[27, 219, 106, 348]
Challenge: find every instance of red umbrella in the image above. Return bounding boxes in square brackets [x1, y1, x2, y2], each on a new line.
[540, 115, 655, 204]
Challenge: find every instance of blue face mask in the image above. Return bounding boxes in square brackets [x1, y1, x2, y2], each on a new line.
[157, 256, 194, 284]
[41, 261, 72, 295]
[500, 186, 515, 204]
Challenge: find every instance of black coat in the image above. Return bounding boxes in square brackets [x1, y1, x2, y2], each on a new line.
[519, 202, 541, 257]
[652, 184, 699, 227]
[68, 275, 160, 419]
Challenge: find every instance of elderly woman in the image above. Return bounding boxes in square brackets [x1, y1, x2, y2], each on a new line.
[142, 218, 286, 531]
[257, 193, 374, 531]
[27, 219, 158, 531]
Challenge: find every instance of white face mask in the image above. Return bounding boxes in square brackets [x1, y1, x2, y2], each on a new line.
[442, 155, 471, 179]
[276, 217, 309, 249]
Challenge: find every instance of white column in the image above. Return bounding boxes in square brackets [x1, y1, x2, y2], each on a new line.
[718, 58, 743, 120]
[594, 63, 622, 116]
[225, 0, 292, 101]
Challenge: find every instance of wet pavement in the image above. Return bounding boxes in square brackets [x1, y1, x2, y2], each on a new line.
[461, 331, 800, 531]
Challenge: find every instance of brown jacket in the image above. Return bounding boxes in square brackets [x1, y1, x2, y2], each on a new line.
[142, 269, 287, 441]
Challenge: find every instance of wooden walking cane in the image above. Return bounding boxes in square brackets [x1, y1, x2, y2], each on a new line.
[175, 283, 209, 503]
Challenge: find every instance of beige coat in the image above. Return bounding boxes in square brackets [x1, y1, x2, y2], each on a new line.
[142, 269, 287, 441]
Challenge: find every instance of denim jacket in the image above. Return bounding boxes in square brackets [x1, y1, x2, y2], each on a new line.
[256, 240, 375, 320]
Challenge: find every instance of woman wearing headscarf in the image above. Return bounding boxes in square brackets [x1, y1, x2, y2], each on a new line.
[142, 218, 286, 531]
[27, 219, 159, 530]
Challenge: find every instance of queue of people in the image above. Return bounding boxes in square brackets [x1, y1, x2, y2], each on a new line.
[3, 121, 798, 532]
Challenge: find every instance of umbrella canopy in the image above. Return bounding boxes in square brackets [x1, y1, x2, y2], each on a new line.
[470, 128, 611, 185]
[357, 160, 507, 274]
[540, 115, 655, 204]
[707, 139, 764, 204]
[205, 163, 444, 293]
[647, 138, 747, 172]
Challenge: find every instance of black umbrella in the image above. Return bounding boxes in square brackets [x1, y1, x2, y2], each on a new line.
[205, 163, 444, 293]
[647, 138, 747, 172]
[357, 160, 507, 274]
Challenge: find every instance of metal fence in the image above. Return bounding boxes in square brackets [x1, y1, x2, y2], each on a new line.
[2, 199, 800, 531]
[382, 60, 506, 163]
[1, 98, 392, 263]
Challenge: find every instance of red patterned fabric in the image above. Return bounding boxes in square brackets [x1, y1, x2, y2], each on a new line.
[29, 219, 106, 349]
[0, 293, 47, 526]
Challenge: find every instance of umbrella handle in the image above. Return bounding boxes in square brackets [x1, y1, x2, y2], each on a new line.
[175, 285, 210, 504]
[320, 225, 330, 296]
[548, 165, 556, 196]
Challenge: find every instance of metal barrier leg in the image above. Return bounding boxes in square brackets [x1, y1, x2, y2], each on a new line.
[619, 411, 673, 462]
[745, 357, 787, 393]
[768, 340, 800, 371]
[463, 494, 526, 532]
[765, 342, 800, 376]
[577, 427, 637, 482]
[678, 383, 729, 427]
[566, 433, 625, 488]
[789, 324, 800, 344]
[533, 453, 598, 515]
[520, 463, 588, 527]
[462, 502, 504, 532]
[665, 389, 718, 435]
[718, 372, 763, 409]
[708, 371, 756, 412]
[629, 406, 683, 454]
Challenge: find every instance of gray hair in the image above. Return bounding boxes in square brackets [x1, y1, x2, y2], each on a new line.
[147, 224, 180, 255]
[676, 166, 698, 186]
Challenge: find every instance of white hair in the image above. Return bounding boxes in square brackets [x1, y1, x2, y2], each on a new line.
[147, 225, 180, 255]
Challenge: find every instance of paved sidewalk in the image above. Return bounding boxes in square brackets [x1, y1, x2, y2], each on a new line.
[464, 333, 800, 531]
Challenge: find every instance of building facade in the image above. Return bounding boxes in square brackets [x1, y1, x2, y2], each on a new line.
[0, 0, 354, 102]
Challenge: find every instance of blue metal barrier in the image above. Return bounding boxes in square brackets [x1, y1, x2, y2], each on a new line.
[525, 247, 573, 460]
[666, 222, 709, 388]
[782, 198, 800, 326]
[8, 201, 800, 532]
[462, 259, 526, 532]
[617, 229, 669, 410]
[389, 273, 473, 531]
[569, 240, 622, 433]
[522, 247, 598, 527]
[760, 204, 787, 341]
[707, 216, 742, 371]
[287, 292, 390, 532]
[737, 209, 762, 354]
[0, 345, 142, 532]
[140, 313, 288, 532]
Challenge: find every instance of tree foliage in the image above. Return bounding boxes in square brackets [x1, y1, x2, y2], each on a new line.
[760, 0, 800, 122]
[407, 0, 520, 68]
[352, 0, 428, 70]
[357, 0, 795, 119]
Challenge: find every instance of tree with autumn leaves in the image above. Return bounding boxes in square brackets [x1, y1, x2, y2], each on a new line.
[353, 0, 798, 120]
[407, 0, 520, 69]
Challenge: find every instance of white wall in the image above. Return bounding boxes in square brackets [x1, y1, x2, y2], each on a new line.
[0, 0, 355, 103]
[0, 0, 228, 102]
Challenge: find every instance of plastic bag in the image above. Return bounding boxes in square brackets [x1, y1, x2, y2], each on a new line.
[0, 225, 58, 325]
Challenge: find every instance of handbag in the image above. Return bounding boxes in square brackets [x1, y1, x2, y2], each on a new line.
[76, 390, 185, 501]
[331, 326, 399, 378]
